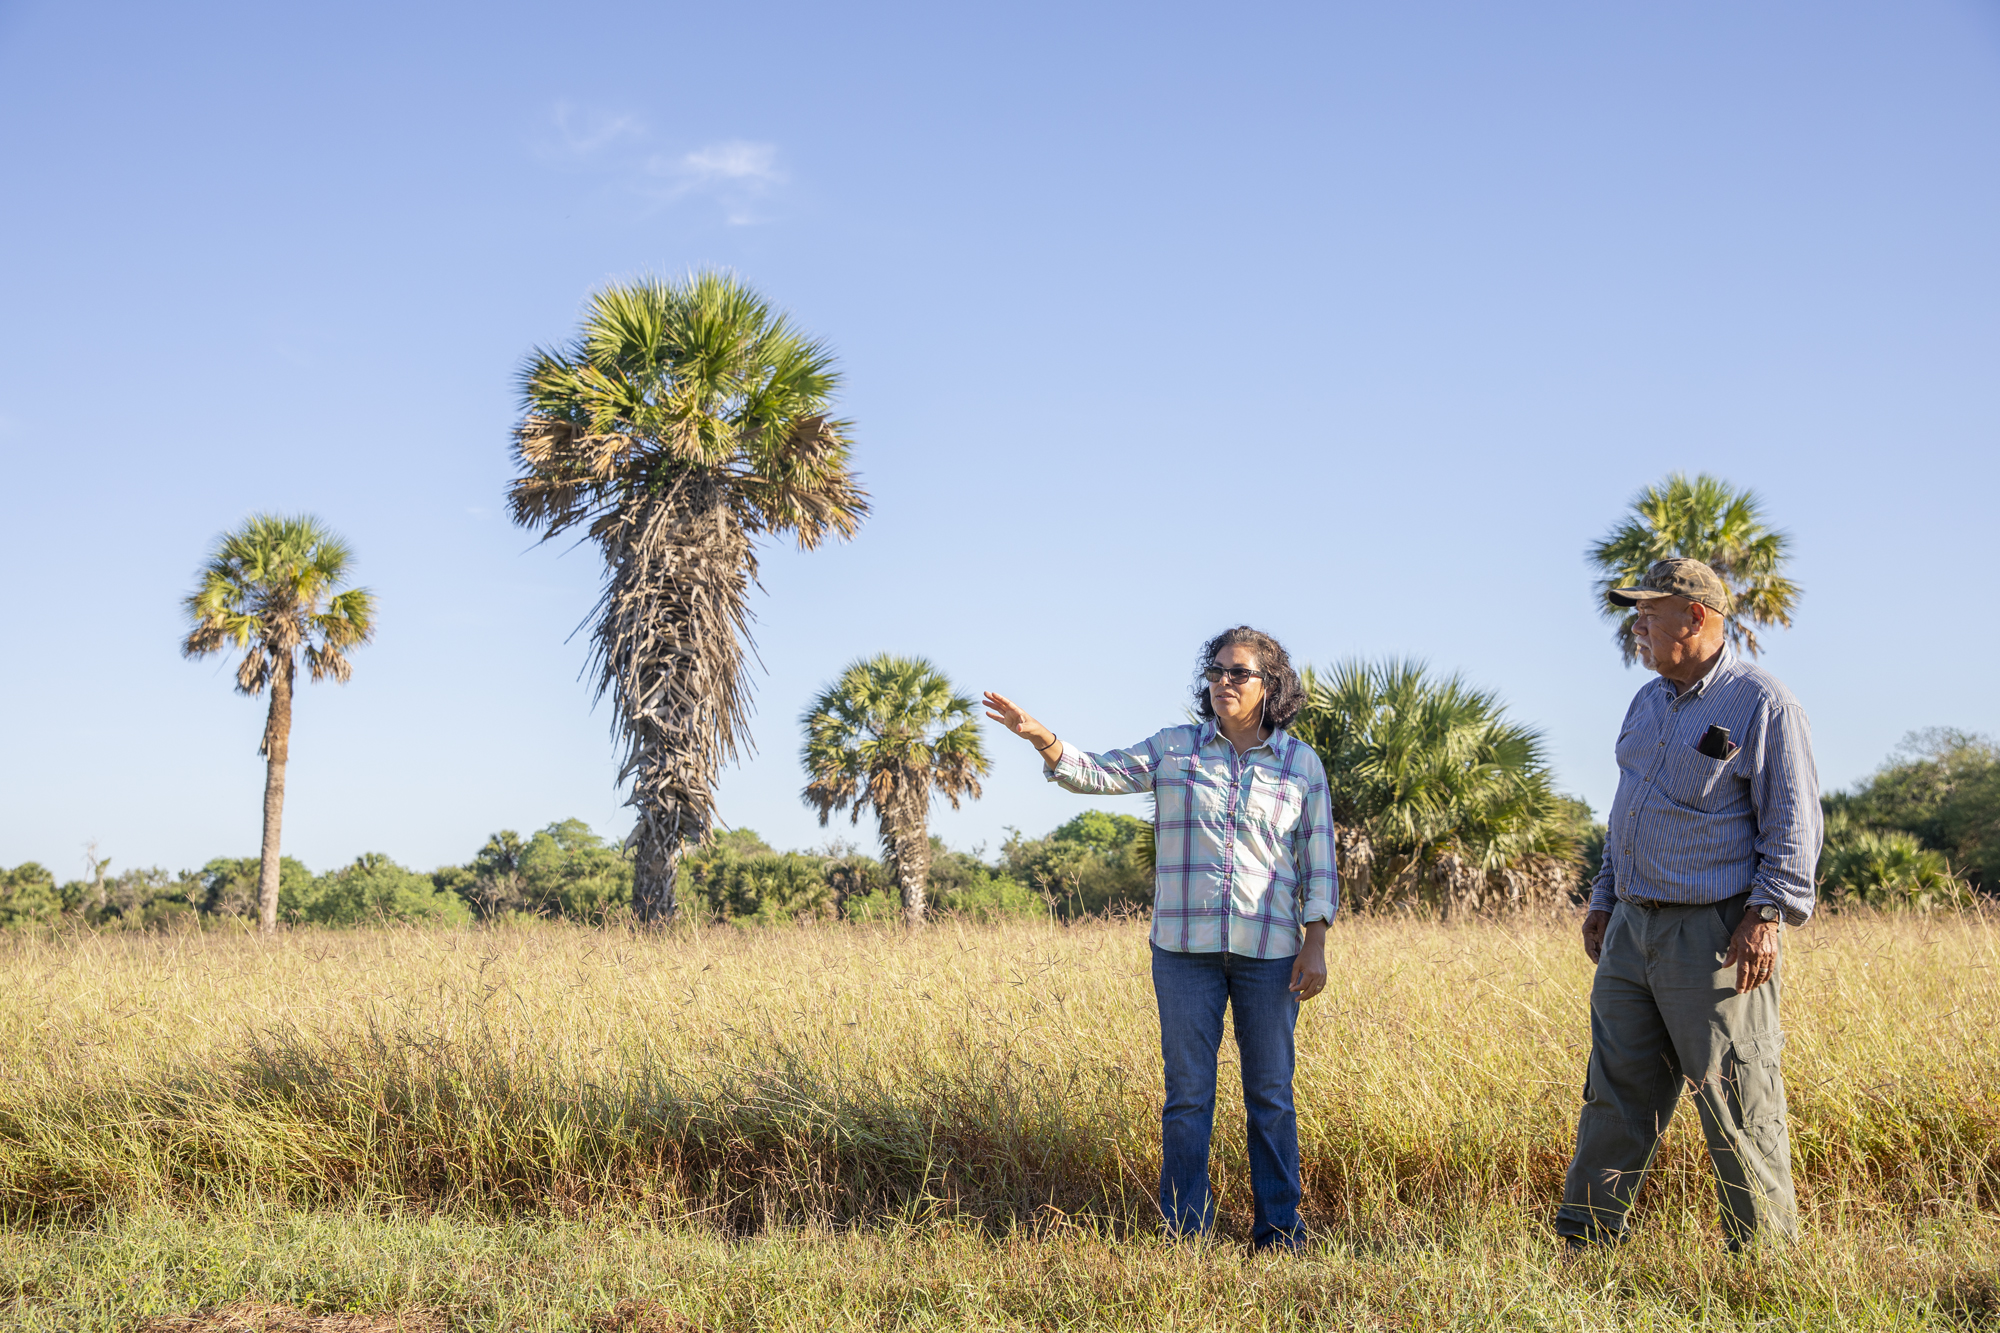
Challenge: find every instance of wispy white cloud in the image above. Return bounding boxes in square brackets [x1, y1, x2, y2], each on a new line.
[643, 140, 786, 224]
[549, 102, 645, 158]
[534, 105, 787, 225]
[677, 141, 783, 187]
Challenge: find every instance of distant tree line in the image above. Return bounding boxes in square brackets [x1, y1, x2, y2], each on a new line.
[1819, 729, 1996, 911]
[0, 811, 1148, 934]
[5, 720, 1987, 933]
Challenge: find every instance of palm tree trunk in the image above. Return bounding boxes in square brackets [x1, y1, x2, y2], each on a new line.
[602, 488, 754, 924]
[256, 660, 294, 936]
[897, 840, 930, 926]
[1429, 851, 1484, 921]
[1334, 824, 1374, 913]
[884, 793, 931, 927]
[630, 832, 686, 925]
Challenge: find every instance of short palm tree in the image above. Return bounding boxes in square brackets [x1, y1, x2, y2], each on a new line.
[1589, 472, 1799, 662]
[1289, 659, 1573, 914]
[510, 272, 867, 921]
[182, 515, 375, 935]
[1818, 815, 1972, 913]
[801, 655, 988, 926]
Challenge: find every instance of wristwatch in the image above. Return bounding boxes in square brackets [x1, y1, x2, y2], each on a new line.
[1754, 903, 1782, 924]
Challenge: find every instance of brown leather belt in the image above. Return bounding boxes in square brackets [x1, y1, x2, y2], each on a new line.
[1619, 892, 1749, 913]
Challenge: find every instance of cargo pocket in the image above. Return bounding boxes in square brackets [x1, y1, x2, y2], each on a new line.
[1724, 1030, 1788, 1132]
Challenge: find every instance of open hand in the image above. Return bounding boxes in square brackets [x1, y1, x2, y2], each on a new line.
[983, 691, 1062, 766]
[981, 691, 1040, 738]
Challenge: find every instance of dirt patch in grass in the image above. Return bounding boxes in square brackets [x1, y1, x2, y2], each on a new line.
[133, 1300, 446, 1333]
[1941, 1272, 2000, 1327]
[584, 1300, 712, 1332]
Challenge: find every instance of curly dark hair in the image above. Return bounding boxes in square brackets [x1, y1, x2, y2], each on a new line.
[1192, 626, 1304, 731]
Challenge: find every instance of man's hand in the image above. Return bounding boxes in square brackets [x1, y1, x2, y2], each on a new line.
[1581, 909, 1611, 964]
[1722, 914, 1782, 993]
[1289, 922, 1329, 1002]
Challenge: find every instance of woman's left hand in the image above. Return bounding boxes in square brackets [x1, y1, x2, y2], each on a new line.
[1289, 922, 1329, 1002]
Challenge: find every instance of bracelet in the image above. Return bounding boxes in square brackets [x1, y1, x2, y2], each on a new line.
[1032, 734, 1060, 753]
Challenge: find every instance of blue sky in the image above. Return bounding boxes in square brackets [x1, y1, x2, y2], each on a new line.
[3, 0, 1997, 878]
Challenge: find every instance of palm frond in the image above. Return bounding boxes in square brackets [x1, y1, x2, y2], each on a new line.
[1292, 658, 1573, 910]
[182, 513, 375, 700]
[1587, 472, 1800, 660]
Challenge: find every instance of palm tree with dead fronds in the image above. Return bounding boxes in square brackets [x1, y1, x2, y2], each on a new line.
[511, 272, 867, 920]
[182, 514, 376, 935]
[1590, 472, 1799, 663]
[801, 655, 988, 926]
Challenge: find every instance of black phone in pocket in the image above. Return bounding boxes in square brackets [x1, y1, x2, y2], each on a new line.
[1696, 725, 1738, 761]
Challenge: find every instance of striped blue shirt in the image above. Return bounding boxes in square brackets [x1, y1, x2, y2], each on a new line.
[1045, 722, 1338, 957]
[1589, 646, 1822, 925]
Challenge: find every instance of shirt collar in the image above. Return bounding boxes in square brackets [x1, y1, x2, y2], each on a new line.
[1658, 643, 1738, 703]
[1201, 718, 1282, 756]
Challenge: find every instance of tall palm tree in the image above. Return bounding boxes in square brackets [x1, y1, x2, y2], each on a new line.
[182, 515, 375, 935]
[1589, 472, 1800, 663]
[511, 272, 867, 921]
[800, 655, 988, 926]
[1289, 659, 1573, 915]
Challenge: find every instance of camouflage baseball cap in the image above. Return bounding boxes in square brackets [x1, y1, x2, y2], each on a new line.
[1608, 558, 1733, 615]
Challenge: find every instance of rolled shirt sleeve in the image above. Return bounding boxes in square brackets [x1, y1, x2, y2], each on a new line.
[1588, 694, 1643, 917]
[1745, 700, 1822, 926]
[1294, 766, 1340, 926]
[1588, 844, 1618, 916]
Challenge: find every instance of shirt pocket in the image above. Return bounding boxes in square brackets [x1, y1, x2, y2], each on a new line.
[1154, 753, 1212, 822]
[1244, 770, 1307, 837]
[1660, 742, 1737, 812]
[1182, 756, 1230, 815]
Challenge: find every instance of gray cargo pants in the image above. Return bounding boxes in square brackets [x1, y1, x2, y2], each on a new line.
[1556, 894, 1798, 1248]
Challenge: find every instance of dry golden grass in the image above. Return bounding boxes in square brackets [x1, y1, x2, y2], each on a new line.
[0, 910, 1995, 1329]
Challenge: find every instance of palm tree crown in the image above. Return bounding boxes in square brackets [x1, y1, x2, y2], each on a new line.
[1589, 472, 1799, 662]
[510, 272, 868, 920]
[801, 655, 988, 926]
[1288, 659, 1574, 914]
[183, 515, 374, 704]
[182, 514, 375, 934]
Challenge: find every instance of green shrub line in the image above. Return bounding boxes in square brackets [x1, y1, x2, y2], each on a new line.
[3, 726, 1992, 934]
[0, 812, 1150, 935]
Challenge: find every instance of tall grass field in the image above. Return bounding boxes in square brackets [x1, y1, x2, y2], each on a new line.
[1, 911, 1995, 1330]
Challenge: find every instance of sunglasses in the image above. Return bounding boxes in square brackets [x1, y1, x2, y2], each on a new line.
[1203, 665, 1265, 686]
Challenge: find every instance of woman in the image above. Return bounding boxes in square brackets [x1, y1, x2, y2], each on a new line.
[983, 625, 1337, 1250]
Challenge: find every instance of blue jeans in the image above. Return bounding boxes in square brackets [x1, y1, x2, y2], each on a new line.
[1151, 944, 1302, 1247]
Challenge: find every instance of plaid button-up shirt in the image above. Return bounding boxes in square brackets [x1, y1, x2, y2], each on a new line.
[1045, 722, 1339, 957]
[1589, 646, 1822, 925]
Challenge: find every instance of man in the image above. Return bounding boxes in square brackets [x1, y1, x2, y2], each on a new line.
[1558, 557, 1821, 1252]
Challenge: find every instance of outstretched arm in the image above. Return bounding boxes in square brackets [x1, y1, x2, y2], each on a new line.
[987, 692, 1169, 794]
[983, 692, 1064, 770]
